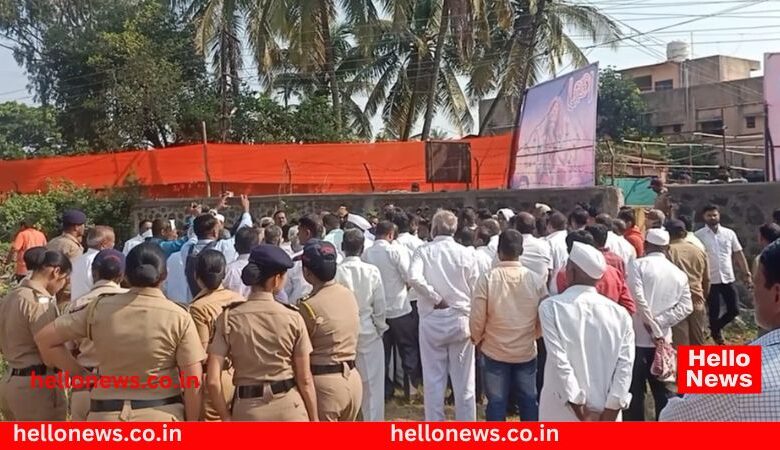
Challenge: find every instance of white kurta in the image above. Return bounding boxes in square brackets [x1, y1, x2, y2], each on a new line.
[606, 231, 637, 266]
[627, 253, 693, 347]
[70, 248, 99, 301]
[545, 230, 569, 294]
[335, 256, 388, 421]
[539, 285, 635, 421]
[409, 235, 479, 421]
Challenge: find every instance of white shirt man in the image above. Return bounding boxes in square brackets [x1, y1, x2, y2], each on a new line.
[396, 231, 424, 254]
[539, 242, 635, 421]
[695, 223, 742, 285]
[606, 231, 637, 266]
[409, 211, 479, 421]
[363, 223, 422, 393]
[625, 229, 693, 421]
[122, 227, 152, 255]
[335, 242, 388, 422]
[70, 248, 100, 301]
[166, 211, 253, 303]
[546, 228, 568, 295]
[362, 239, 413, 321]
[520, 234, 553, 284]
[70, 226, 115, 301]
[224, 253, 251, 298]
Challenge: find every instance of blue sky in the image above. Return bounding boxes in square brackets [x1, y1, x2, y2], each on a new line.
[2, 0, 779, 135]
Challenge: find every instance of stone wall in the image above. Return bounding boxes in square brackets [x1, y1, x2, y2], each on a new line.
[670, 182, 780, 260]
[131, 186, 623, 228]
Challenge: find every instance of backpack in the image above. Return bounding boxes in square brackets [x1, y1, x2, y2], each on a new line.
[184, 240, 219, 297]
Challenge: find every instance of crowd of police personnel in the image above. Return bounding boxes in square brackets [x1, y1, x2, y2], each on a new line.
[0, 207, 361, 422]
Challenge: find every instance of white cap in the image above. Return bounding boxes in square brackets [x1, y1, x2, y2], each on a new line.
[569, 242, 607, 279]
[497, 208, 515, 220]
[646, 229, 670, 246]
[215, 213, 225, 223]
[535, 203, 552, 214]
[347, 214, 371, 231]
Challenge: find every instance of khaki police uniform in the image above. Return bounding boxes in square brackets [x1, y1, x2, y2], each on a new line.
[53, 287, 205, 421]
[299, 281, 362, 421]
[209, 291, 312, 421]
[47, 233, 84, 309]
[0, 279, 66, 421]
[189, 287, 244, 421]
[66, 280, 129, 421]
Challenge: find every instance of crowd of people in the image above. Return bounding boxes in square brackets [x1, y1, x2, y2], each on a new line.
[2, 186, 780, 422]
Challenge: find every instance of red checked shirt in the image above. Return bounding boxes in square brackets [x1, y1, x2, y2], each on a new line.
[601, 248, 626, 279]
[556, 266, 636, 315]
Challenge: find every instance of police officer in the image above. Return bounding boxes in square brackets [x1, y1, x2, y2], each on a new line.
[296, 240, 362, 421]
[189, 249, 245, 421]
[35, 243, 205, 421]
[66, 249, 129, 421]
[0, 250, 71, 421]
[207, 245, 318, 421]
[47, 209, 86, 261]
[47, 209, 87, 309]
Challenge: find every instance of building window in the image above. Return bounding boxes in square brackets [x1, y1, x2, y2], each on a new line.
[633, 75, 653, 92]
[673, 124, 682, 133]
[654, 79, 674, 91]
[746, 116, 756, 129]
[699, 120, 724, 134]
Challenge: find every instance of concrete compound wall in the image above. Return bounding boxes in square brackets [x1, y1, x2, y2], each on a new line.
[131, 186, 623, 229]
[669, 182, 780, 261]
[132, 183, 780, 262]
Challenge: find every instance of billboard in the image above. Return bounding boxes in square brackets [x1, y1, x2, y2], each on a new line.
[509, 63, 599, 189]
[765, 53, 780, 182]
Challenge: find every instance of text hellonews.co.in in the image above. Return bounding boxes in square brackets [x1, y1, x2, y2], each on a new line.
[13, 424, 182, 443]
[390, 424, 560, 443]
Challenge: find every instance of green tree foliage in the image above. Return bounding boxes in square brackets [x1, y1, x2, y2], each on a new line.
[0, 102, 70, 159]
[0, 182, 141, 243]
[597, 68, 652, 141]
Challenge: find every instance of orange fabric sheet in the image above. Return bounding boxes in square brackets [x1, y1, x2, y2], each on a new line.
[0, 135, 512, 197]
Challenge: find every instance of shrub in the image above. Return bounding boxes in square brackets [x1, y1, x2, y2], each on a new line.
[0, 181, 141, 244]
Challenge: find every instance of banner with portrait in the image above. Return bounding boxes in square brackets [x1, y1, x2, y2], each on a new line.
[509, 64, 599, 189]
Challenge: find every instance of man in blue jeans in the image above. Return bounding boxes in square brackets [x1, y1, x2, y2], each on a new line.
[470, 229, 549, 421]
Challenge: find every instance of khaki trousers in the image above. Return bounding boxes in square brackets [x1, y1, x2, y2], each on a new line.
[87, 402, 184, 421]
[313, 368, 362, 422]
[0, 373, 67, 421]
[202, 368, 235, 421]
[672, 307, 708, 346]
[232, 387, 309, 421]
[70, 390, 91, 421]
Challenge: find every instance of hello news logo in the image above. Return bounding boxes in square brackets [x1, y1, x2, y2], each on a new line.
[678, 346, 762, 394]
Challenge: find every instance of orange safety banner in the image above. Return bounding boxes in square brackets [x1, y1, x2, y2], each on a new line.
[1, 422, 774, 449]
[0, 135, 512, 197]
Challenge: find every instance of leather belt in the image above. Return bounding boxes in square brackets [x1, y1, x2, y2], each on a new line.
[236, 379, 296, 399]
[90, 395, 182, 412]
[10, 364, 49, 376]
[311, 361, 355, 376]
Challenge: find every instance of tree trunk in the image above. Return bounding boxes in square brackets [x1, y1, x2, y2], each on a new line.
[401, 54, 422, 141]
[421, 0, 450, 140]
[479, 0, 547, 136]
[320, 8, 342, 133]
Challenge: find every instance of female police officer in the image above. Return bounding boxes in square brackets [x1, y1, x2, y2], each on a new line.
[206, 244, 318, 421]
[35, 243, 205, 421]
[189, 249, 245, 420]
[0, 250, 71, 421]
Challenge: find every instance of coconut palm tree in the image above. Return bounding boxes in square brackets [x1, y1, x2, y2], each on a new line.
[355, 0, 472, 140]
[177, 0, 246, 140]
[472, 0, 622, 133]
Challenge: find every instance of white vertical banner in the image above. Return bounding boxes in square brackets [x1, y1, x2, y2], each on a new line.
[765, 53, 780, 181]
